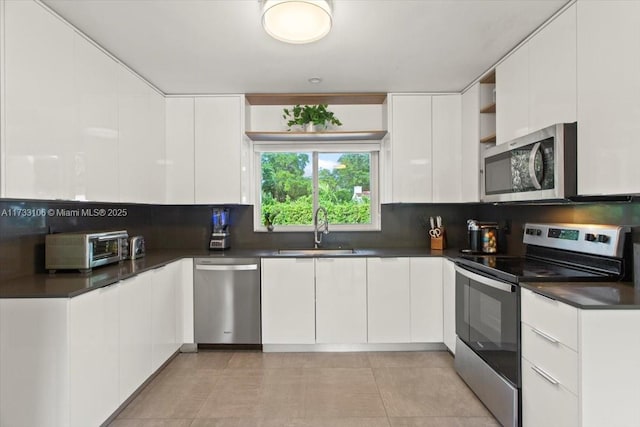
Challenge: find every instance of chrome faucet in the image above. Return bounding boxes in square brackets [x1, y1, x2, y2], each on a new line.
[313, 206, 329, 248]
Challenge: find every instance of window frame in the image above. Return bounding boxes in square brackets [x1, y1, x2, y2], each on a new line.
[253, 142, 381, 232]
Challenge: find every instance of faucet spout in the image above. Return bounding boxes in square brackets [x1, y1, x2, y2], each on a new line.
[313, 207, 329, 249]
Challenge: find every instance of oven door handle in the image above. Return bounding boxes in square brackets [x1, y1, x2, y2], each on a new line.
[454, 265, 515, 293]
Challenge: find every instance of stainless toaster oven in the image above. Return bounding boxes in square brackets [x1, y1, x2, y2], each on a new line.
[46, 230, 129, 273]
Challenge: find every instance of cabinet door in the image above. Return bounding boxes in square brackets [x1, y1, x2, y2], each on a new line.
[315, 258, 367, 344]
[409, 258, 443, 343]
[166, 97, 195, 204]
[461, 84, 480, 203]
[390, 94, 433, 202]
[119, 273, 152, 403]
[432, 95, 462, 202]
[178, 258, 195, 345]
[69, 284, 119, 427]
[3, 0, 75, 199]
[261, 258, 315, 344]
[442, 259, 456, 353]
[0, 299, 70, 427]
[73, 35, 120, 202]
[496, 45, 529, 144]
[151, 265, 177, 372]
[529, 3, 576, 133]
[194, 96, 243, 204]
[522, 358, 578, 427]
[367, 258, 411, 343]
[577, 1, 640, 195]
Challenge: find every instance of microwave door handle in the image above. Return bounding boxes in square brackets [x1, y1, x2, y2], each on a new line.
[528, 142, 543, 190]
[454, 265, 515, 293]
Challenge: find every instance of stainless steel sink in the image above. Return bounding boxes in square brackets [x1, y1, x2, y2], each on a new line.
[277, 248, 356, 255]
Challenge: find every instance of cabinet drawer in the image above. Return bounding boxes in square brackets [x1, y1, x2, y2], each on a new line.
[521, 288, 578, 350]
[522, 358, 578, 427]
[522, 322, 578, 394]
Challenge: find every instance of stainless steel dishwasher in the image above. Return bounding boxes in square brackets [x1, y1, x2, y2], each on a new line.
[194, 258, 261, 345]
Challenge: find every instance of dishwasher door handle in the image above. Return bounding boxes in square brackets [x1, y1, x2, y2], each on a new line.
[196, 264, 258, 271]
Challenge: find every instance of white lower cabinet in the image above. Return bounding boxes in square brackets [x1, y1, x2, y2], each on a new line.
[409, 257, 443, 343]
[315, 258, 367, 344]
[0, 259, 192, 427]
[441, 259, 456, 353]
[119, 272, 153, 403]
[151, 264, 180, 372]
[261, 256, 445, 347]
[69, 284, 120, 427]
[261, 258, 316, 344]
[521, 288, 640, 427]
[367, 258, 411, 343]
[522, 357, 579, 427]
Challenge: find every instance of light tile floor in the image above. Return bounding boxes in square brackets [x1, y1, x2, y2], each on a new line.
[110, 351, 500, 427]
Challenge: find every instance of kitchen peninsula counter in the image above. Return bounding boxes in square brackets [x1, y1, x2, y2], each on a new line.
[521, 281, 640, 309]
[0, 247, 461, 298]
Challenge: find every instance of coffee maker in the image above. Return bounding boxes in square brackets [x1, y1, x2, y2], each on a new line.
[209, 208, 230, 250]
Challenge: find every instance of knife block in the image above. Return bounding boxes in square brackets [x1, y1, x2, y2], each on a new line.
[430, 229, 446, 250]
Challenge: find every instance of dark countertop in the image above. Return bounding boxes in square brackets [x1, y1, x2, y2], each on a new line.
[521, 282, 640, 309]
[0, 247, 461, 299]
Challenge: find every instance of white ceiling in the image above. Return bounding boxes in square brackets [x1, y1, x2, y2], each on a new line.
[42, 0, 569, 95]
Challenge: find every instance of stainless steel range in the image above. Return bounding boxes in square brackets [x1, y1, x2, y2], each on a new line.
[453, 223, 631, 427]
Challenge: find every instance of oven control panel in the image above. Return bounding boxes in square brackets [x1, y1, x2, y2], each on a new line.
[523, 223, 629, 258]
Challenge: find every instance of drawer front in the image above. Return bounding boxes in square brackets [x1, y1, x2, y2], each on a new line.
[522, 322, 579, 394]
[522, 358, 579, 427]
[521, 288, 578, 350]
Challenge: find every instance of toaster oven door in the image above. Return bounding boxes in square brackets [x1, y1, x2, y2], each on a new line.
[90, 236, 123, 267]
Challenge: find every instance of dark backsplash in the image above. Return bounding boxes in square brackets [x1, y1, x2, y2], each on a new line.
[2, 198, 640, 281]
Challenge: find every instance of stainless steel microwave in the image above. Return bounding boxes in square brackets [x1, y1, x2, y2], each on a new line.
[481, 122, 577, 202]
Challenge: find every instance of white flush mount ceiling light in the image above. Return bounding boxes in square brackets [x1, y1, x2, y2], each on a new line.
[262, 0, 333, 44]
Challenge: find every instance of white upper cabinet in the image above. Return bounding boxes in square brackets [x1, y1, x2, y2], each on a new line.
[432, 95, 462, 202]
[528, 3, 576, 133]
[73, 36, 120, 202]
[3, 0, 75, 200]
[577, 1, 640, 195]
[497, 4, 576, 145]
[194, 96, 244, 204]
[118, 68, 165, 204]
[166, 97, 195, 204]
[389, 94, 433, 203]
[315, 258, 367, 344]
[461, 84, 481, 202]
[496, 44, 529, 144]
[2, 1, 166, 202]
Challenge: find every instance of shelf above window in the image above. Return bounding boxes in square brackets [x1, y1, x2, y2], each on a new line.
[245, 130, 388, 142]
[245, 93, 387, 105]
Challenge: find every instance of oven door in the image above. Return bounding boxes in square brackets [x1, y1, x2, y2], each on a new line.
[455, 265, 520, 387]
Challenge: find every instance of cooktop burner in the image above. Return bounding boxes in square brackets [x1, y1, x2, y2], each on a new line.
[456, 255, 611, 283]
[456, 223, 630, 284]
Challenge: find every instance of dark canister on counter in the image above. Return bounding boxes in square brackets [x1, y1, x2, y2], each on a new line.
[467, 219, 499, 254]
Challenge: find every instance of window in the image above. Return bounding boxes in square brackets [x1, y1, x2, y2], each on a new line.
[255, 144, 379, 231]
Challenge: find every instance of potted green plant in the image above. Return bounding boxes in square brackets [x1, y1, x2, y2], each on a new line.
[263, 211, 278, 231]
[282, 104, 343, 131]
